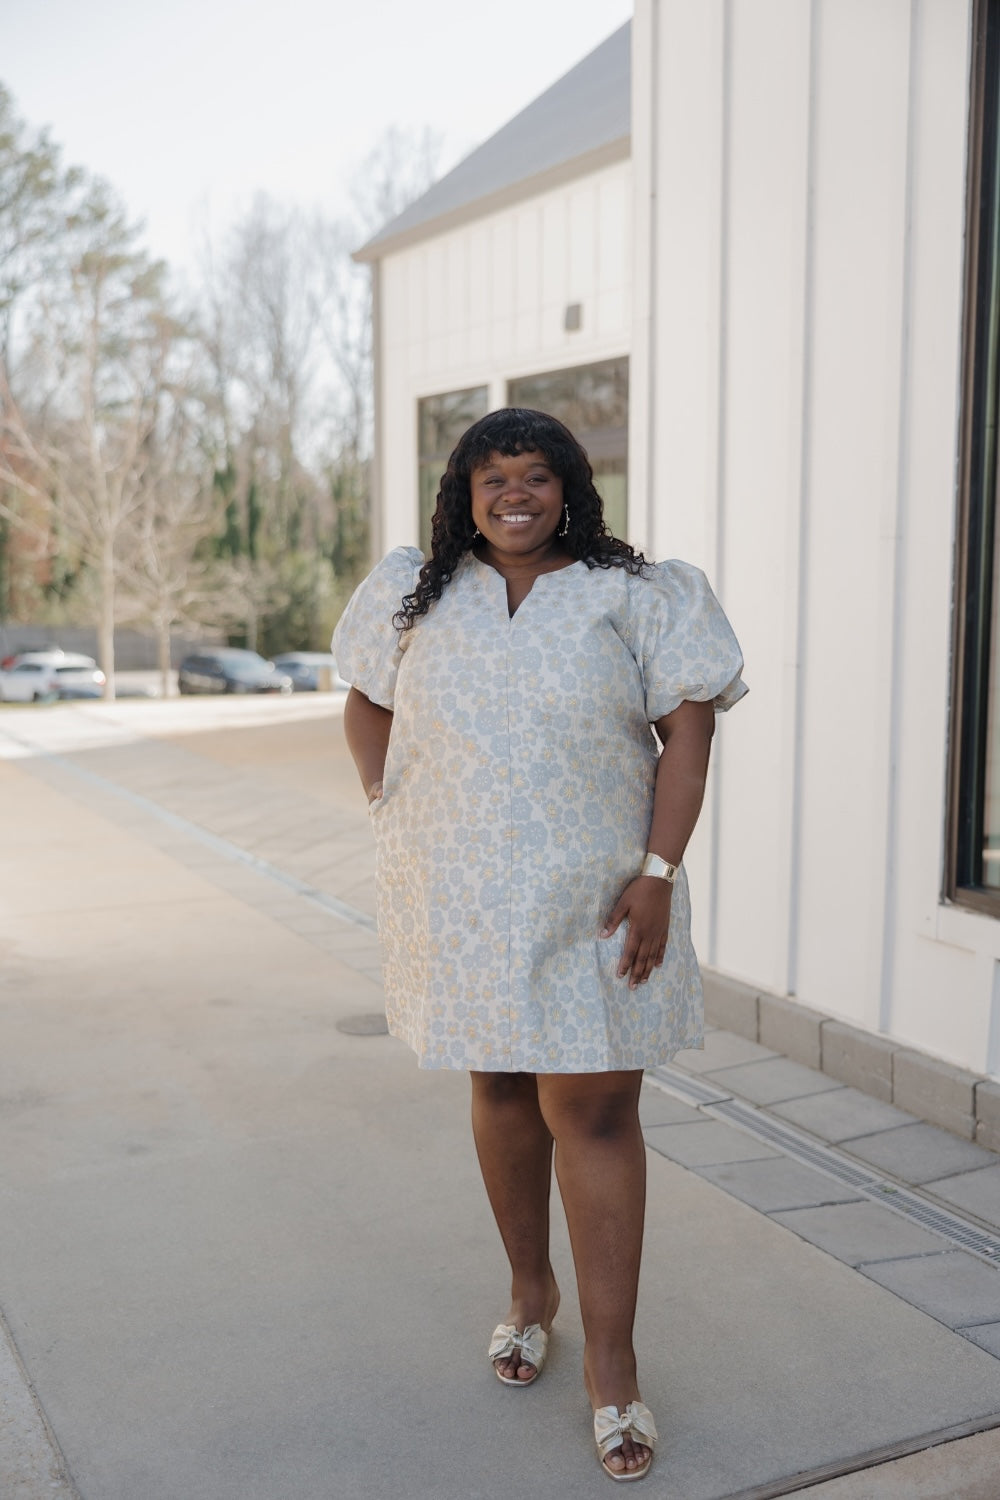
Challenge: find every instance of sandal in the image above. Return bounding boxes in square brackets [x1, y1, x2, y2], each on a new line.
[488, 1322, 549, 1386]
[594, 1401, 657, 1482]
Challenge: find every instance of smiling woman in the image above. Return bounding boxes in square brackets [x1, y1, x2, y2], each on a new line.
[332, 406, 746, 1482]
[469, 450, 567, 605]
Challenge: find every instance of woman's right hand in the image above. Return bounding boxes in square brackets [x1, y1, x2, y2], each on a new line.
[366, 780, 384, 805]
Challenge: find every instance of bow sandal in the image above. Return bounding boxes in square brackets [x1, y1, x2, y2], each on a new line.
[488, 1322, 549, 1386]
[593, 1401, 658, 1482]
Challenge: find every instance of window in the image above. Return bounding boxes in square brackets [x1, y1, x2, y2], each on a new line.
[417, 387, 489, 553]
[507, 357, 629, 539]
[950, 0, 1000, 907]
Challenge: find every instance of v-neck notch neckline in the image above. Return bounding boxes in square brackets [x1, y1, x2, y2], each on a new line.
[467, 551, 583, 619]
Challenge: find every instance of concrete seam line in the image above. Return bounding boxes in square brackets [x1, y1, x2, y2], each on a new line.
[11, 742, 378, 934]
[0, 1304, 81, 1499]
[713, 1409, 1000, 1500]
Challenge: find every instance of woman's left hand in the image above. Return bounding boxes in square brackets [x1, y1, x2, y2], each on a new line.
[601, 878, 673, 989]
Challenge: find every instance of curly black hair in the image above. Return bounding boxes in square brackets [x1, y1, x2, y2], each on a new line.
[394, 407, 648, 630]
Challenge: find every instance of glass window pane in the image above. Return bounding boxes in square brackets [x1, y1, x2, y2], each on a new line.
[417, 386, 489, 553]
[507, 358, 629, 536]
[955, 1, 1000, 899]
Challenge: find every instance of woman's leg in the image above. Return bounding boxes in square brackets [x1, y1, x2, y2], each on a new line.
[535, 1070, 649, 1476]
[470, 1071, 561, 1381]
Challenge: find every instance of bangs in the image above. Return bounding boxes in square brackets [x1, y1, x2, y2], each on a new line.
[454, 408, 579, 475]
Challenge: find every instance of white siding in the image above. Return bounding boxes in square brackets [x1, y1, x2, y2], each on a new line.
[378, 160, 632, 549]
[636, 1, 983, 1070]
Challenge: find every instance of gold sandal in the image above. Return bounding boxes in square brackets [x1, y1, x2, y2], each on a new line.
[593, 1401, 657, 1482]
[488, 1322, 549, 1386]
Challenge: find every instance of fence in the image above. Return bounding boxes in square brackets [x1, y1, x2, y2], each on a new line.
[0, 624, 224, 670]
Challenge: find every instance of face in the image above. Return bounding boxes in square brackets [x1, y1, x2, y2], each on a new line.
[469, 450, 564, 558]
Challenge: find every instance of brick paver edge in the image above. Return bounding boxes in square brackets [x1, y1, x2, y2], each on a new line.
[702, 970, 1000, 1152]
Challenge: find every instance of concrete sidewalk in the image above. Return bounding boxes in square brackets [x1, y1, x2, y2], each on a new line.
[2, 698, 1000, 1499]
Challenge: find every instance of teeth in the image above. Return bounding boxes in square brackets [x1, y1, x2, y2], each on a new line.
[497, 514, 533, 524]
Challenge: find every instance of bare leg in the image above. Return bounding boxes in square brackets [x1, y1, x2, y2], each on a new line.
[470, 1071, 561, 1381]
[536, 1070, 649, 1477]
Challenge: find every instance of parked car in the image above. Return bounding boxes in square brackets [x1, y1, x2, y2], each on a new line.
[52, 658, 108, 699]
[177, 649, 294, 695]
[270, 652, 349, 692]
[0, 650, 106, 703]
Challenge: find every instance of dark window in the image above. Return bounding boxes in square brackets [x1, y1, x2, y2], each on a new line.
[950, 0, 1000, 908]
[417, 387, 490, 554]
[507, 357, 629, 538]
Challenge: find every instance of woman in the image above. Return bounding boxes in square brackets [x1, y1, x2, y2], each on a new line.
[333, 409, 746, 1482]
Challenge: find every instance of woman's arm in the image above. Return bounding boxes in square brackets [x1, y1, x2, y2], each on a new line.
[601, 697, 716, 988]
[343, 686, 394, 803]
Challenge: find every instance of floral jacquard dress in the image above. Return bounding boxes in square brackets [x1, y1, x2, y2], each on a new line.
[333, 547, 747, 1073]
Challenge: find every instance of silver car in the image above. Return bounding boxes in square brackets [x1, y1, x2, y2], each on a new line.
[0, 651, 107, 703]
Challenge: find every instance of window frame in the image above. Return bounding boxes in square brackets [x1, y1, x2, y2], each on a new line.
[948, 0, 1000, 911]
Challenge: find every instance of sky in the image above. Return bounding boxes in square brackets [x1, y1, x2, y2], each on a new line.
[4, 0, 633, 278]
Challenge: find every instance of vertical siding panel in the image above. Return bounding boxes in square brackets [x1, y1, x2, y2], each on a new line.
[653, 0, 726, 957]
[887, 0, 976, 1064]
[445, 235, 468, 369]
[710, 0, 814, 993]
[541, 195, 569, 346]
[596, 173, 629, 340]
[491, 217, 516, 361]
[568, 181, 596, 304]
[795, 0, 912, 1029]
[425, 242, 447, 374]
[515, 204, 542, 355]
[467, 224, 490, 365]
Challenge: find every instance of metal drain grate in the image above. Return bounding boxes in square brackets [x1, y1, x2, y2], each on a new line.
[649, 1064, 1000, 1265]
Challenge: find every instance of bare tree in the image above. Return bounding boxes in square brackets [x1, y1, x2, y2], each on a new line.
[0, 86, 449, 676]
[117, 353, 218, 697]
[0, 182, 179, 695]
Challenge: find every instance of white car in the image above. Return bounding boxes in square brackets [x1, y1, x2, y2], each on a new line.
[0, 651, 107, 703]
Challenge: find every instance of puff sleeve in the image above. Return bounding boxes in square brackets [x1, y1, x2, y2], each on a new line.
[331, 546, 423, 710]
[627, 560, 747, 722]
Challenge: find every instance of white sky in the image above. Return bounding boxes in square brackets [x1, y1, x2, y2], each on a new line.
[4, 0, 633, 277]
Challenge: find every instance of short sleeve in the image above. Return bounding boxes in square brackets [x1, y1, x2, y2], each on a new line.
[331, 546, 423, 709]
[627, 560, 748, 721]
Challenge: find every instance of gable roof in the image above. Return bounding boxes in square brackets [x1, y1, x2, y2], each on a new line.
[354, 21, 631, 262]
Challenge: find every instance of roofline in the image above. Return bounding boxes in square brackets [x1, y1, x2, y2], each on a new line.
[352, 134, 630, 264]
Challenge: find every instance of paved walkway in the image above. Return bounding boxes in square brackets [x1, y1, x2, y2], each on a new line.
[2, 697, 1000, 1499]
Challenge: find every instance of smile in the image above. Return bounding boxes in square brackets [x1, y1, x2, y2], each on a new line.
[495, 513, 536, 524]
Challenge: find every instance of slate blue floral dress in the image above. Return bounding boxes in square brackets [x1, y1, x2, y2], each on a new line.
[333, 548, 746, 1072]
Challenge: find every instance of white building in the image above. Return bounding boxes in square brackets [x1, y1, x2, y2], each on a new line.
[359, 3, 1000, 1143]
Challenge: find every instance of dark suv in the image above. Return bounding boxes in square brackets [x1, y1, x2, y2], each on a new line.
[177, 650, 294, 695]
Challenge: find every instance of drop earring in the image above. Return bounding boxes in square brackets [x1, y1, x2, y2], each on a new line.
[472, 527, 482, 540]
[559, 506, 569, 537]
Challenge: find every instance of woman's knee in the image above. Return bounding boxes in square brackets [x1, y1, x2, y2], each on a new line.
[536, 1073, 642, 1143]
